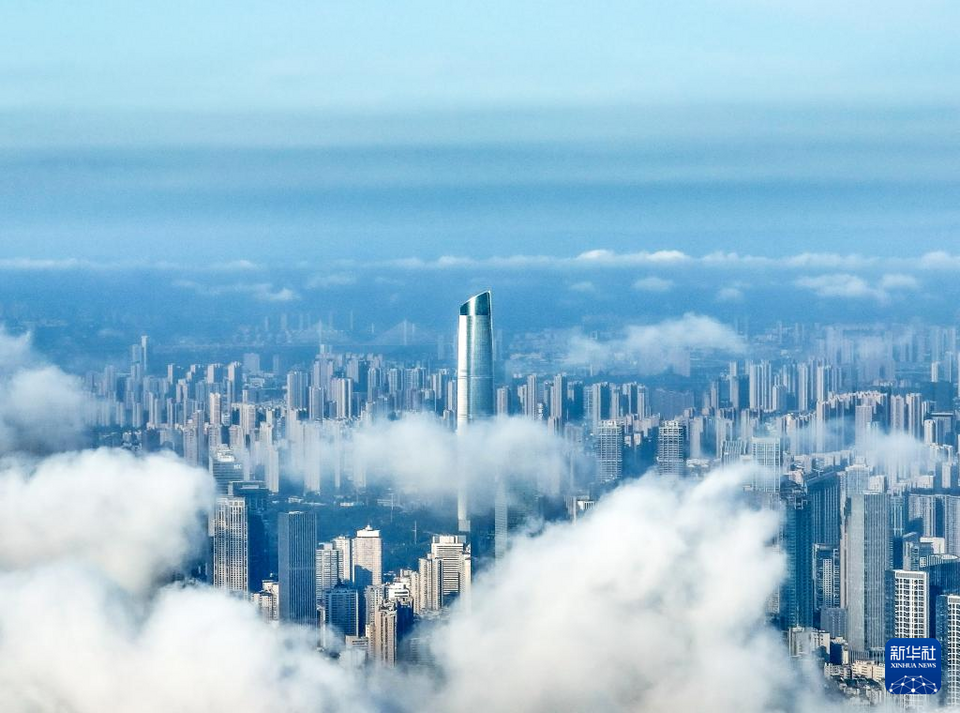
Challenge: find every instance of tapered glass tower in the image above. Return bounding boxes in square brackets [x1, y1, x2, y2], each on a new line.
[457, 291, 494, 428]
[456, 291, 494, 533]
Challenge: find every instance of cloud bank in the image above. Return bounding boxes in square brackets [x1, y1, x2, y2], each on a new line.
[290, 415, 570, 505]
[0, 447, 828, 713]
[426, 467, 817, 713]
[565, 313, 745, 369]
[0, 449, 213, 594]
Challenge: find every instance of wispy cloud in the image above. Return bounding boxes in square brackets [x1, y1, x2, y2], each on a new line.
[568, 281, 596, 293]
[0, 259, 260, 273]
[1, 250, 957, 278]
[173, 280, 299, 303]
[794, 272, 919, 302]
[366, 250, 957, 274]
[632, 276, 674, 292]
[565, 313, 745, 369]
[716, 286, 745, 303]
[306, 273, 357, 289]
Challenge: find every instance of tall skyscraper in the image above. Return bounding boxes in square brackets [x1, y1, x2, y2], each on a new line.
[781, 487, 815, 628]
[332, 377, 353, 420]
[279, 511, 317, 625]
[213, 496, 248, 594]
[806, 468, 842, 549]
[324, 584, 360, 639]
[353, 525, 383, 588]
[226, 480, 271, 592]
[139, 334, 149, 375]
[842, 492, 889, 657]
[369, 600, 414, 667]
[431, 534, 471, 606]
[456, 291, 494, 533]
[596, 420, 624, 484]
[333, 535, 353, 583]
[551, 374, 568, 425]
[886, 569, 930, 708]
[286, 370, 309, 412]
[316, 542, 342, 607]
[456, 291, 494, 428]
[814, 544, 842, 630]
[750, 436, 783, 492]
[657, 420, 687, 479]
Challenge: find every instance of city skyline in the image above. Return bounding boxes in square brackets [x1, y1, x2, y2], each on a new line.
[3, 3, 960, 711]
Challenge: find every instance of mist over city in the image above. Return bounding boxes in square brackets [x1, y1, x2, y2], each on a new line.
[2, 2, 960, 711]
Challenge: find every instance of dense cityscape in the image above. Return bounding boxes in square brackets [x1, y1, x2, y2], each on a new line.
[15, 284, 947, 706]
[3, 2, 959, 711]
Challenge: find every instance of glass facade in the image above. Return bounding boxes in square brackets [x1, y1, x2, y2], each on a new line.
[456, 291, 494, 428]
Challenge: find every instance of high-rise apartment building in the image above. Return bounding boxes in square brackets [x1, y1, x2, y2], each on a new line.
[316, 542, 342, 607]
[596, 420, 624, 483]
[938, 594, 960, 707]
[353, 525, 383, 588]
[657, 420, 687, 478]
[213, 496, 248, 594]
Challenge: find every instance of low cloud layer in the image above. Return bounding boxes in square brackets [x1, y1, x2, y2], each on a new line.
[290, 415, 570, 505]
[0, 328, 87, 453]
[565, 313, 745, 369]
[6, 249, 960, 276]
[173, 280, 300, 302]
[0, 332, 830, 713]
[0, 449, 213, 593]
[426, 468, 815, 713]
[0, 567, 369, 713]
[0, 445, 827, 713]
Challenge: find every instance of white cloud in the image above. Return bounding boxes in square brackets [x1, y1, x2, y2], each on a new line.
[294, 415, 569, 506]
[0, 567, 369, 713]
[0, 327, 88, 454]
[173, 281, 300, 303]
[879, 273, 920, 290]
[795, 272, 919, 302]
[568, 280, 596, 293]
[716, 286, 744, 302]
[854, 431, 935, 480]
[574, 249, 691, 266]
[632, 276, 673, 292]
[565, 313, 745, 369]
[424, 467, 820, 713]
[369, 250, 958, 275]
[795, 273, 881, 300]
[307, 273, 357, 289]
[918, 251, 960, 270]
[253, 284, 299, 302]
[0, 445, 829, 713]
[0, 449, 213, 594]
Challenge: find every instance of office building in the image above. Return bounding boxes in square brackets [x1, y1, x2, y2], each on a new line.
[279, 511, 317, 625]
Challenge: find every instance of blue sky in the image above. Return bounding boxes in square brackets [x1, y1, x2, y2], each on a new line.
[3, 1, 959, 116]
[0, 1, 958, 263]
